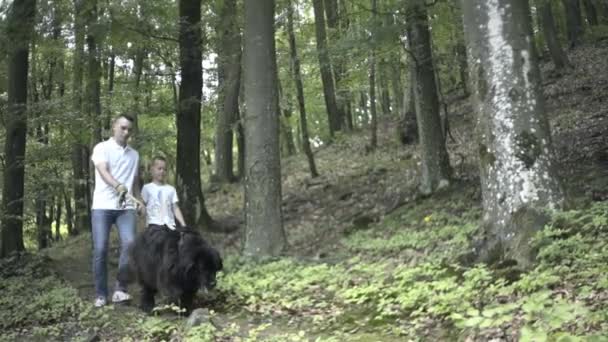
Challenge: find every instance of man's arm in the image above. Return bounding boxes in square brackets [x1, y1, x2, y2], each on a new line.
[95, 161, 122, 189]
[173, 205, 187, 227]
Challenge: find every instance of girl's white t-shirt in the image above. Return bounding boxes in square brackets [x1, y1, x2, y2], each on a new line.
[141, 182, 179, 228]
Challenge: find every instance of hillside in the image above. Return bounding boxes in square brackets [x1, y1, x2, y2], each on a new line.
[1, 39, 608, 341]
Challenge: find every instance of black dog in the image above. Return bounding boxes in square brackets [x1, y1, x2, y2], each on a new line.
[124, 225, 223, 313]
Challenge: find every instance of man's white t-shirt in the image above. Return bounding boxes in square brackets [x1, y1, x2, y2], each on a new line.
[141, 182, 179, 228]
[91, 138, 139, 210]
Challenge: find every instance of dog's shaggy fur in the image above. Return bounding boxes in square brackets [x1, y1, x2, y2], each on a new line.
[124, 225, 223, 313]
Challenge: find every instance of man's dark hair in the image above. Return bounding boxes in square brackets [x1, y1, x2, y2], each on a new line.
[115, 114, 135, 123]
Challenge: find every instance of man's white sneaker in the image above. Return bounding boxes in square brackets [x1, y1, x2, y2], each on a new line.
[112, 290, 131, 303]
[94, 297, 107, 307]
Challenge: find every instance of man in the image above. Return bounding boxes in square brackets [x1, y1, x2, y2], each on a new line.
[90, 114, 143, 307]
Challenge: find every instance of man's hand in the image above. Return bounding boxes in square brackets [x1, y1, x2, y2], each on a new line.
[115, 183, 127, 194]
[115, 184, 128, 207]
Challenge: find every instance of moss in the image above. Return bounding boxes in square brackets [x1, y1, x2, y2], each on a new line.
[514, 130, 541, 169]
[505, 207, 550, 270]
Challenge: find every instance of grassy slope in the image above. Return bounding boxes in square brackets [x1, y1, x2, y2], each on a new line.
[2, 38, 608, 341]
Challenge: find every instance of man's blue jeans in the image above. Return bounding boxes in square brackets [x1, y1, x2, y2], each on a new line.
[91, 209, 136, 299]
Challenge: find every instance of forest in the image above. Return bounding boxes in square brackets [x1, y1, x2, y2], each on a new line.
[1, 0, 608, 340]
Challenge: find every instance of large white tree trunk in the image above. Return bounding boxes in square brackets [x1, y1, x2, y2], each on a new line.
[462, 0, 565, 268]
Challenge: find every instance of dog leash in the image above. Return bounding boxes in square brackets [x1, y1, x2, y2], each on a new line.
[118, 193, 146, 209]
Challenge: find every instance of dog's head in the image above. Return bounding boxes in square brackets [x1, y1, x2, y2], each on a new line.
[196, 244, 223, 290]
[177, 230, 223, 291]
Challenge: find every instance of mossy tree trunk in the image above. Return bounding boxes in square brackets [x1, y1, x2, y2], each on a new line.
[448, 2, 469, 97]
[462, 0, 566, 268]
[243, 0, 286, 257]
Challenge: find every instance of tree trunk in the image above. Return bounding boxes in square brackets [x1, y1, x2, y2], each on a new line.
[36, 206, 51, 249]
[379, 61, 392, 116]
[1, 0, 36, 257]
[368, 0, 378, 150]
[48, 198, 55, 235]
[287, 0, 319, 178]
[582, 0, 599, 25]
[449, 2, 470, 97]
[176, 0, 215, 230]
[243, 0, 286, 257]
[131, 46, 145, 141]
[407, 0, 451, 194]
[324, 0, 347, 129]
[562, 0, 584, 48]
[359, 91, 368, 127]
[345, 100, 353, 130]
[170, 64, 179, 113]
[130, 0, 148, 141]
[35, 53, 55, 250]
[463, 0, 566, 268]
[85, 0, 102, 145]
[30, 37, 52, 250]
[214, 0, 241, 183]
[456, 41, 469, 96]
[340, 0, 353, 131]
[540, 0, 571, 70]
[235, 108, 245, 180]
[277, 79, 296, 157]
[55, 194, 62, 241]
[399, 64, 418, 145]
[312, 0, 341, 137]
[70, 0, 90, 237]
[85, 0, 101, 216]
[105, 52, 115, 132]
[599, 1, 608, 23]
[64, 189, 74, 236]
[389, 61, 404, 117]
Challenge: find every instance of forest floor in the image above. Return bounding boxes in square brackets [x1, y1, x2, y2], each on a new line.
[2, 38, 608, 341]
